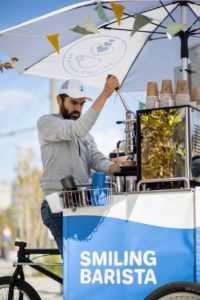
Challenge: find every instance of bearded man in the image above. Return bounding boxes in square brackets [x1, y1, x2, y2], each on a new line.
[37, 75, 120, 256]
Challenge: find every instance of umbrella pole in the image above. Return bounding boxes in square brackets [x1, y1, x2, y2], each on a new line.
[181, 2, 188, 80]
[50, 79, 58, 113]
[182, 58, 188, 81]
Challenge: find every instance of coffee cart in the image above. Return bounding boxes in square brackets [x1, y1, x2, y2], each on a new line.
[59, 105, 200, 300]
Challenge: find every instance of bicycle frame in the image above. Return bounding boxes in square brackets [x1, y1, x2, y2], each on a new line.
[8, 241, 62, 300]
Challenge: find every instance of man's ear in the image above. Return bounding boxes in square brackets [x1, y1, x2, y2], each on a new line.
[57, 95, 62, 108]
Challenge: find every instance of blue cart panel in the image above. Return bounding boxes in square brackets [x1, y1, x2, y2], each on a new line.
[63, 189, 200, 300]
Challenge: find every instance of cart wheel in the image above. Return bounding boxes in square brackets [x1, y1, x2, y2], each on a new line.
[145, 281, 200, 300]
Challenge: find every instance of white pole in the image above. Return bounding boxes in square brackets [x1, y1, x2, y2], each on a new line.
[181, 4, 188, 80]
[50, 79, 58, 113]
[182, 58, 188, 80]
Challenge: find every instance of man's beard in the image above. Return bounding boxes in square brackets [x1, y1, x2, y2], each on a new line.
[60, 104, 81, 120]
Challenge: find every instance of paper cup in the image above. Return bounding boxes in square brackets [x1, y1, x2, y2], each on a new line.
[192, 86, 200, 104]
[175, 94, 190, 106]
[161, 79, 173, 95]
[146, 96, 159, 109]
[160, 94, 174, 107]
[147, 82, 159, 96]
[175, 80, 189, 95]
[46, 192, 63, 213]
[91, 172, 108, 206]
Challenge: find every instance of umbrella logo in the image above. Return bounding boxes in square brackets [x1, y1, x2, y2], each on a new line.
[63, 36, 126, 77]
[76, 55, 101, 69]
[91, 40, 115, 56]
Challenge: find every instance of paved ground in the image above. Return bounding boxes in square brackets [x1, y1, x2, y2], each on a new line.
[26, 277, 62, 300]
[0, 258, 62, 299]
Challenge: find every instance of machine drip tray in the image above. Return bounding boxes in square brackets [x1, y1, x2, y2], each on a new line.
[114, 167, 137, 177]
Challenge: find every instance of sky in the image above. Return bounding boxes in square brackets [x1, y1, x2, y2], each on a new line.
[0, 0, 144, 183]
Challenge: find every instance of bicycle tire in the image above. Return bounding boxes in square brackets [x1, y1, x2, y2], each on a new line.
[145, 281, 200, 300]
[0, 276, 41, 300]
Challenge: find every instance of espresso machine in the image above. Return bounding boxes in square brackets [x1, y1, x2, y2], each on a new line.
[109, 89, 137, 192]
[110, 84, 200, 192]
[136, 105, 200, 191]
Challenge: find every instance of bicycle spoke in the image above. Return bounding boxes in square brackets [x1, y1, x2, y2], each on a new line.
[0, 285, 30, 300]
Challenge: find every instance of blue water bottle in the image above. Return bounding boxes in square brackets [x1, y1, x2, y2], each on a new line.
[91, 172, 108, 206]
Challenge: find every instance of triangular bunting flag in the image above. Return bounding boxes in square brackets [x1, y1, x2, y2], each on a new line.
[167, 22, 186, 39]
[85, 16, 99, 34]
[131, 15, 152, 36]
[71, 25, 94, 35]
[47, 34, 60, 54]
[95, 2, 109, 22]
[111, 2, 125, 25]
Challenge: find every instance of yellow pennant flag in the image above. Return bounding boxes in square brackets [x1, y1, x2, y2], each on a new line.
[111, 2, 125, 25]
[47, 33, 60, 54]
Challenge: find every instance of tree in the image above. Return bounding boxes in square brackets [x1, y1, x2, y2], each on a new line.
[14, 147, 54, 248]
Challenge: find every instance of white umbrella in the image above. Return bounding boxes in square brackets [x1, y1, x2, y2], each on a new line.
[0, 0, 200, 91]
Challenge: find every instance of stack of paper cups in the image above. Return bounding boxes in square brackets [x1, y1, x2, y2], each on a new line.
[146, 82, 159, 109]
[160, 79, 174, 107]
[175, 80, 190, 106]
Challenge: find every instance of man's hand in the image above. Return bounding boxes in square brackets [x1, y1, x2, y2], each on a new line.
[109, 164, 121, 175]
[101, 75, 120, 99]
[92, 74, 119, 113]
[110, 153, 128, 166]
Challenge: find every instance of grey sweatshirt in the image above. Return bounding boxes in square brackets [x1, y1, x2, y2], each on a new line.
[37, 107, 114, 197]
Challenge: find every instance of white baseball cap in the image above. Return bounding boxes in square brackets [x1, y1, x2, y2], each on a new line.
[58, 79, 92, 101]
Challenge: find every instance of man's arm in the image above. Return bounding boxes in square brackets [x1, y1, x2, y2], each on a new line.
[37, 108, 99, 142]
[89, 136, 120, 175]
[38, 75, 119, 143]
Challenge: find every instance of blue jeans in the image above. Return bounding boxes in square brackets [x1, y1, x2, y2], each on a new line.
[41, 200, 63, 258]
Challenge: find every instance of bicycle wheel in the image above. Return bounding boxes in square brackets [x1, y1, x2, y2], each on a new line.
[145, 281, 200, 300]
[0, 276, 41, 300]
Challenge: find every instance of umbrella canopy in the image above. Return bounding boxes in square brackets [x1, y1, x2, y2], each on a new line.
[0, 0, 200, 91]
